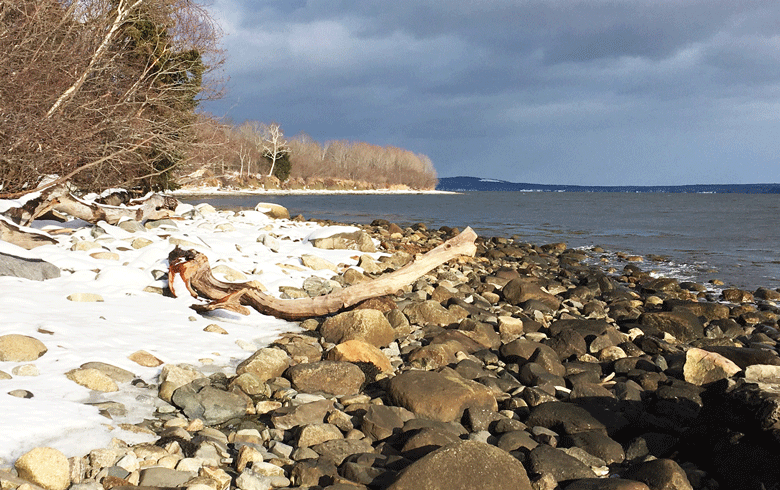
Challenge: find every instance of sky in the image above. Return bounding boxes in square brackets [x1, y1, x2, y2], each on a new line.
[200, 0, 780, 186]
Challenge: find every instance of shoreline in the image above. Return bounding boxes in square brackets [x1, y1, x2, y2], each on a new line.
[169, 186, 460, 197]
[2, 198, 780, 489]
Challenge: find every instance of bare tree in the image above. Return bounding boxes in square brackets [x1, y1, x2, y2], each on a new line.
[262, 123, 290, 177]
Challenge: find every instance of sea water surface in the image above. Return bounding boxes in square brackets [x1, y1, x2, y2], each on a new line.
[183, 192, 780, 292]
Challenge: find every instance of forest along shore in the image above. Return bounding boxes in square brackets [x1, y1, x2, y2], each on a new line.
[4, 209, 780, 490]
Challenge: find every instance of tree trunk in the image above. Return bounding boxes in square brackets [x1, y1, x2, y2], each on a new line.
[168, 227, 478, 320]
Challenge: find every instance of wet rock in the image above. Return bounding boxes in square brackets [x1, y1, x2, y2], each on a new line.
[565, 479, 650, 490]
[503, 278, 561, 310]
[622, 458, 693, 490]
[388, 368, 497, 422]
[14, 447, 71, 490]
[0, 334, 47, 362]
[387, 440, 532, 490]
[526, 402, 607, 435]
[639, 311, 704, 342]
[561, 431, 625, 464]
[401, 427, 462, 459]
[527, 444, 596, 482]
[286, 361, 366, 396]
[497, 430, 538, 453]
[320, 309, 395, 347]
[699, 345, 780, 368]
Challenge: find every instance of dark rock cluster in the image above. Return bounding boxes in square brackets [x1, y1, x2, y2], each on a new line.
[12, 219, 780, 490]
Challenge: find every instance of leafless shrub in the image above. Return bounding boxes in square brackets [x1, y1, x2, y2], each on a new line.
[0, 0, 224, 196]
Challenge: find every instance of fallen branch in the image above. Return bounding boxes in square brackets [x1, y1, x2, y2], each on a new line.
[169, 227, 478, 320]
[2, 184, 179, 227]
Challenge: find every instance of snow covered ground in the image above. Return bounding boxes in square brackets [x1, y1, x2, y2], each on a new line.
[0, 200, 371, 465]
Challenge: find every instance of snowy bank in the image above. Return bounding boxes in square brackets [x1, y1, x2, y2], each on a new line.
[0, 201, 374, 464]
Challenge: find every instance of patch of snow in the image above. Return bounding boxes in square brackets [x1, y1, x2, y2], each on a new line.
[0, 196, 371, 464]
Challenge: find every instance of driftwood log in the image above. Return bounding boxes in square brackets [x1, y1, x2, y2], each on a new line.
[2, 184, 179, 227]
[168, 227, 478, 320]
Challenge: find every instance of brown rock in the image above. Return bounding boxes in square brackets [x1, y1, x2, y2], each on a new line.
[387, 440, 532, 490]
[320, 309, 395, 347]
[127, 350, 163, 367]
[0, 334, 47, 362]
[388, 368, 497, 422]
[236, 347, 291, 381]
[327, 340, 392, 372]
[683, 347, 741, 386]
[286, 361, 366, 396]
[403, 300, 459, 326]
[14, 447, 70, 490]
[502, 278, 561, 310]
[622, 458, 693, 490]
[65, 368, 118, 392]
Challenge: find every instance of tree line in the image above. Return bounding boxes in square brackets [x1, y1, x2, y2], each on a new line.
[180, 117, 438, 190]
[0, 0, 437, 196]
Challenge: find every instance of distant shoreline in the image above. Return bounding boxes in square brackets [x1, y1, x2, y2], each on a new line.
[170, 186, 459, 197]
[436, 176, 780, 194]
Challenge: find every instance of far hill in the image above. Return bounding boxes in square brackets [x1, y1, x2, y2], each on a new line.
[436, 176, 780, 194]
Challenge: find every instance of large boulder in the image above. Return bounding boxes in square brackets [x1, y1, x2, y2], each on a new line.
[320, 309, 395, 347]
[502, 277, 561, 310]
[0, 252, 60, 281]
[639, 311, 704, 342]
[388, 368, 497, 422]
[387, 440, 532, 490]
[286, 361, 365, 396]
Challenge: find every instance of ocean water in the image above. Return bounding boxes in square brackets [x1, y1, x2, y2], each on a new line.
[183, 192, 780, 292]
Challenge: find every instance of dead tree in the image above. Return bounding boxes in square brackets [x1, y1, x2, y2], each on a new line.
[168, 227, 478, 320]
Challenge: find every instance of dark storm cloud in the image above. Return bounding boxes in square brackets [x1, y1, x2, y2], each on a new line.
[202, 0, 780, 185]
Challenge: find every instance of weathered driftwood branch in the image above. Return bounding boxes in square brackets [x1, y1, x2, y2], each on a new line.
[2, 184, 179, 227]
[0, 216, 58, 250]
[168, 227, 478, 320]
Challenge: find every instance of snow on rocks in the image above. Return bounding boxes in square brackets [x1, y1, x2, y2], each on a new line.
[0, 199, 370, 465]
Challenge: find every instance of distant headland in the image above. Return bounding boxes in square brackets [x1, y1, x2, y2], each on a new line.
[436, 176, 780, 193]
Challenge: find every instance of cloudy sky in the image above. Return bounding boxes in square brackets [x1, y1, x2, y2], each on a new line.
[201, 0, 780, 185]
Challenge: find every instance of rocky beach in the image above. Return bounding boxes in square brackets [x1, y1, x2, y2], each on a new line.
[2, 197, 780, 490]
